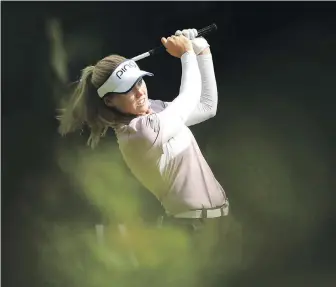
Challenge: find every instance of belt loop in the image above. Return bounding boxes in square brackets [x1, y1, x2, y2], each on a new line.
[201, 208, 207, 219]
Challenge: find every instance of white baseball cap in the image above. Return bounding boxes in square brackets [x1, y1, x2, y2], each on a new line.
[97, 59, 153, 98]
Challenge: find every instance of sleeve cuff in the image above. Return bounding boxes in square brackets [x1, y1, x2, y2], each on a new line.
[196, 53, 212, 60]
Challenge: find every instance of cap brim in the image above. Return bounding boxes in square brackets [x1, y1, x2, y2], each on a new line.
[113, 71, 153, 94]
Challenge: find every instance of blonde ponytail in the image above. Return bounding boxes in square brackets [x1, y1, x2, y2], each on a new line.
[57, 54, 132, 149]
[57, 65, 94, 137]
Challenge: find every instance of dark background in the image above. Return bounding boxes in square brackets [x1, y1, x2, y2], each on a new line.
[2, 1, 336, 287]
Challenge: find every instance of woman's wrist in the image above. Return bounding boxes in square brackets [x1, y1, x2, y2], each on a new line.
[181, 49, 196, 59]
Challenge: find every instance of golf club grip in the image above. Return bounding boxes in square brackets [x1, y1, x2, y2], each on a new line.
[149, 23, 217, 56]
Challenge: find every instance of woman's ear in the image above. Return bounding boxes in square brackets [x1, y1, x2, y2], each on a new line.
[103, 94, 115, 107]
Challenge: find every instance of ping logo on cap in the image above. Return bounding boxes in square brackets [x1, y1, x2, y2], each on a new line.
[97, 58, 153, 98]
[116, 61, 138, 79]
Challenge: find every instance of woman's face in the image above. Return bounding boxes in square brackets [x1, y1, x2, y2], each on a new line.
[105, 78, 150, 115]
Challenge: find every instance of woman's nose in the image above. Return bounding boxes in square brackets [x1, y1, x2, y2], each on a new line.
[134, 86, 144, 98]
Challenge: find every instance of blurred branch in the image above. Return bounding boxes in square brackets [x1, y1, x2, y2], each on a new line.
[46, 18, 68, 85]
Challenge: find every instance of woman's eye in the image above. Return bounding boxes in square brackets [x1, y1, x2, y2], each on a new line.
[137, 78, 143, 86]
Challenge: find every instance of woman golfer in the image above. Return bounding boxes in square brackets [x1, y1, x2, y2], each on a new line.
[58, 28, 229, 234]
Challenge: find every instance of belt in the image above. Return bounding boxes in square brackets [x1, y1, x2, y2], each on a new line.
[173, 202, 229, 219]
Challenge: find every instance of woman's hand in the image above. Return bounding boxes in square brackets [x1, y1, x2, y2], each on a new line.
[161, 35, 194, 58]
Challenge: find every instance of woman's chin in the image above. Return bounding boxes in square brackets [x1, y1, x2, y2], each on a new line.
[136, 104, 149, 114]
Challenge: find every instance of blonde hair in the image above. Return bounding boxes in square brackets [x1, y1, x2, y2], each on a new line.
[57, 54, 135, 148]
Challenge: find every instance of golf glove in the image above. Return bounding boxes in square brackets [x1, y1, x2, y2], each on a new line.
[175, 28, 210, 55]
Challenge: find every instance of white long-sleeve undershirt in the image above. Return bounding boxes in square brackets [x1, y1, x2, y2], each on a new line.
[156, 53, 218, 143]
[159, 53, 218, 129]
[145, 51, 202, 144]
[185, 53, 218, 126]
